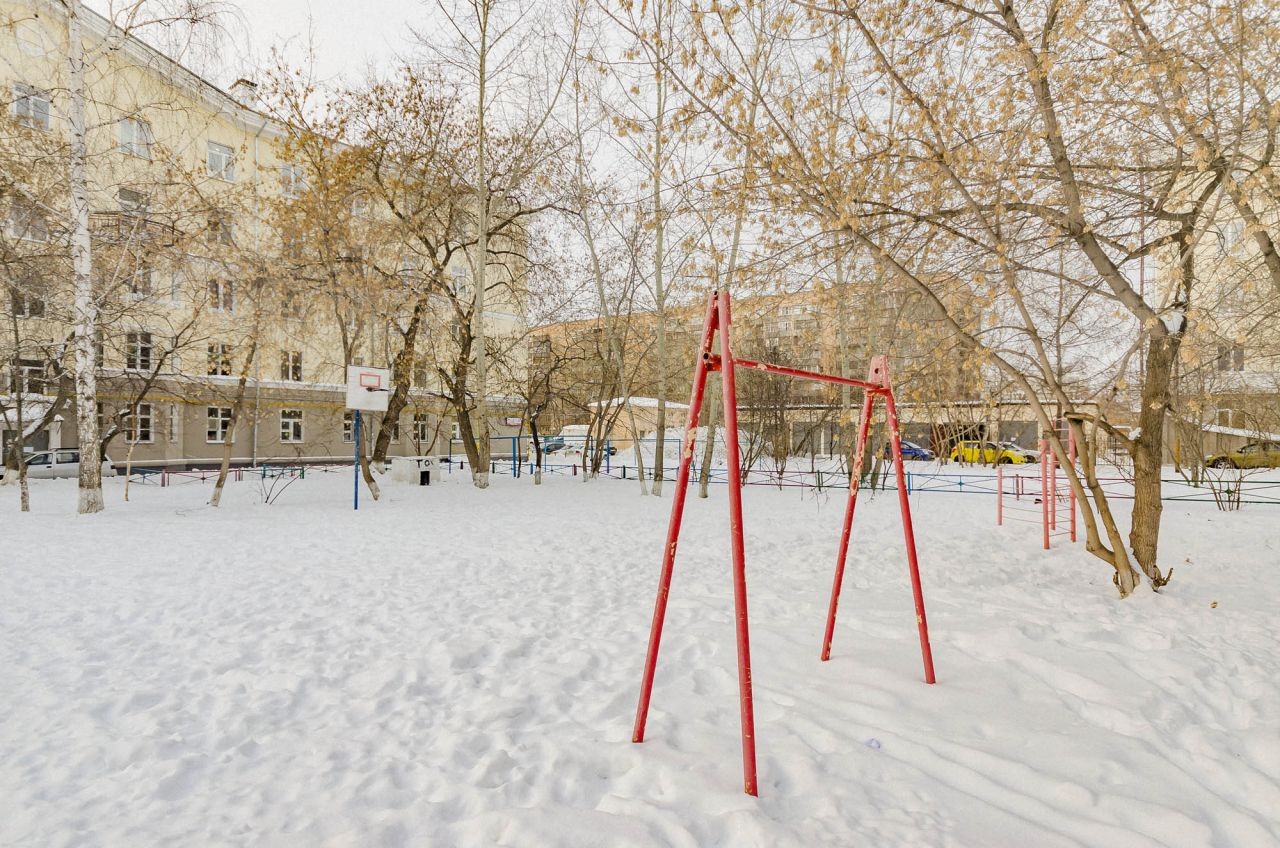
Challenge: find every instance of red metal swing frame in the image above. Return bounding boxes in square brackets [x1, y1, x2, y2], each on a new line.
[631, 289, 937, 796]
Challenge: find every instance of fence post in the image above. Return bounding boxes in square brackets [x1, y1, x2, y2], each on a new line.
[1069, 427, 1077, 542]
[997, 464, 1003, 526]
[1040, 439, 1050, 549]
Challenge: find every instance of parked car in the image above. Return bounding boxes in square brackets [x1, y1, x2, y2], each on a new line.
[949, 440, 1038, 464]
[537, 427, 616, 456]
[22, 449, 116, 479]
[1205, 441, 1280, 469]
[881, 440, 935, 461]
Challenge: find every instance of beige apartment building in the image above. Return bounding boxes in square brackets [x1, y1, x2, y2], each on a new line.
[530, 285, 983, 458]
[0, 0, 526, 469]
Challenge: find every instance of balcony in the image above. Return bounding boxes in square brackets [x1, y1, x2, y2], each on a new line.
[89, 212, 180, 247]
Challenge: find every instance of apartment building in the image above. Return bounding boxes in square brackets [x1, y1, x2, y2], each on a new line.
[529, 284, 981, 457]
[0, 0, 526, 469]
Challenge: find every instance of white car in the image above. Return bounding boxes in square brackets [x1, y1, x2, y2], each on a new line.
[21, 449, 116, 479]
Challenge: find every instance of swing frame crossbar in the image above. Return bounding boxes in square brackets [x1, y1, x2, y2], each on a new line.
[631, 289, 937, 797]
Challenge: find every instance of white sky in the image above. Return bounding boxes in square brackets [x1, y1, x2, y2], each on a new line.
[87, 0, 428, 87]
[227, 0, 423, 84]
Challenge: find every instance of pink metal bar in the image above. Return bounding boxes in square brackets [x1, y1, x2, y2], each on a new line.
[821, 389, 876, 661]
[734, 358, 885, 392]
[633, 292, 719, 746]
[1040, 439, 1050, 550]
[1069, 426, 1077, 542]
[1049, 437, 1058, 531]
[717, 290, 759, 797]
[883, 374, 937, 685]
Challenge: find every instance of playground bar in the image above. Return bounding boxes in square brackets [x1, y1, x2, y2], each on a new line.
[734, 358, 883, 393]
[716, 291, 759, 796]
[884, 389, 937, 684]
[822, 391, 875, 662]
[633, 294, 717, 751]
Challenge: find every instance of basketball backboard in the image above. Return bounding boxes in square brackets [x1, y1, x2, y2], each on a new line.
[345, 365, 392, 411]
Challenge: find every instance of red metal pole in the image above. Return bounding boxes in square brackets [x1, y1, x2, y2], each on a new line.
[883, 379, 937, 685]
[1040, 439, 1050, 550]
[732, 357, 881, 392]
[821, 389, 876, 661]
[997, 463, 1003, 526]
[1069, 427, 1077, 542]
[716, 290, 758, 796]
[633, 292, 719, 746]
[1049, 435, 1058, 531]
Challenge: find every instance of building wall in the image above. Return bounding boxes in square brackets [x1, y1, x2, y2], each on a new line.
[1, 0, 526, 464]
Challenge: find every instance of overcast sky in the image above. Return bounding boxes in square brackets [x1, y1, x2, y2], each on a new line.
[227, 0, 424, 84]
[87, 0, 428, 86]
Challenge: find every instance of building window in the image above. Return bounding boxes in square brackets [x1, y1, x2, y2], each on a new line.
[7, 199, 47, 241]
[125, 331, 153, 370]
[343, 410, 356, 443]
[281, 290, 303, 320]
[13, 83, 51, 130]
[280, 409, 304, 443]
[280, 163, 306, 198]
[127, 264, 153, 297]
[280, 350, 302, 381]
[207, 216, 234, 246]
[412, 359, 429, 388]
[94, 331, 104, 368]
[125, 403, 154, 443]
[168, 404, 179, 443]
[207, 141, 235, 181]
[1216, 343, 1245, 372]
[117, 187, 149, 215]
[450, 421, 460, 440]
[9, 281, 44, 318]
[206, 406, 232, 443]
[414, 412, 431, 443]
[282, 234, 303, 261]
[383, 415, 400, 442]
[15, 359, 45, 394]
[208, 342, 232, 376]
[118, 117, 152, 159]
[209, 279, 233, 312]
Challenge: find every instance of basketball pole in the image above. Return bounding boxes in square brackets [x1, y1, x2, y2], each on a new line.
[353, 411, 360, 511]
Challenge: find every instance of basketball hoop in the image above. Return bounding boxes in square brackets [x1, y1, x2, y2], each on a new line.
[345, 365, 391, 411]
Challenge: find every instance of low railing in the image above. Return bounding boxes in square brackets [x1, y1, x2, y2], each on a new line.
[88, 211, 180, 246]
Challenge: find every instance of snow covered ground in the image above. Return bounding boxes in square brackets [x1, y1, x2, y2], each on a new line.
[1, 469, 1277, 847]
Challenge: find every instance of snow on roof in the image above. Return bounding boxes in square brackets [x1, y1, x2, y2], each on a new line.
[589, 397, 690, 409]
[1197, 422, 1280, 440]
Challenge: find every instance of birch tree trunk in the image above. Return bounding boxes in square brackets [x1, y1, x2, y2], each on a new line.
[649, 2, 668, 496]
[470, 0, 492, 490]
[210, 335, 257, 508]
[67, 0, 104, 513]
[696, 383, 718, 498]
[7, 321, 30, 511]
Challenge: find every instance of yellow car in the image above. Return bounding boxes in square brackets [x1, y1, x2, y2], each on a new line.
[1205, 441, 1280, 469]
[950, 440, 1039, 465]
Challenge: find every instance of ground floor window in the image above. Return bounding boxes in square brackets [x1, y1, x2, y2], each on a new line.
[207, 406, 232, 443]
[343, 410, 355, 443]
[125, 403, 154, 443]
[383, 414, 400, 442]
[280, 409, 304, 443]
[414, 413, 431, 443]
